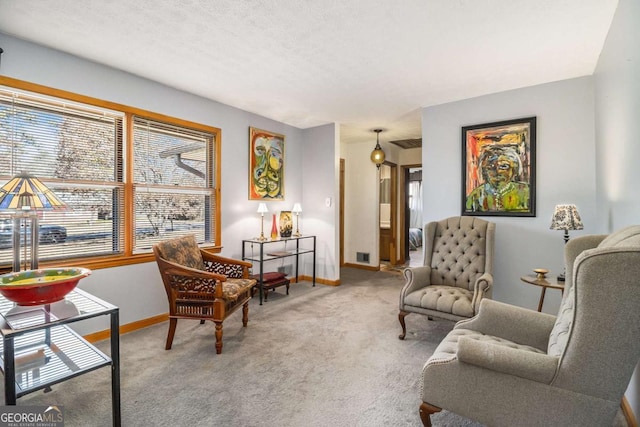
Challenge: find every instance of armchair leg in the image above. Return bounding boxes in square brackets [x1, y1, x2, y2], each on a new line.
[419, 402, 441, 427]
[165, 318, 177, 350]
[214, 321, 223, 354]
[242, 302, 249, 327]
[399, 311, 409, 340]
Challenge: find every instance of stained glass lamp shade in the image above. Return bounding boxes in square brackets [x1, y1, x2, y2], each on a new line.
[0, 173, 67, 211]
[0, 173, 68, 271]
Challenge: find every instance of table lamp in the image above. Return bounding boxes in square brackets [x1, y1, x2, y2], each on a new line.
[257, 203, 268, 241]
[550, 203, 583, 281]
[292, 203, 302, 237]
[0, 172, 67, 271]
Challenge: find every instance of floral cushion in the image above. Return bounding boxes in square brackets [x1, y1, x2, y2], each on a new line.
[222, 278, 256, 301]
[157, 235, 205, 271]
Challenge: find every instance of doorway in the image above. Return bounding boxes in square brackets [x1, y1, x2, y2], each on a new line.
[400, 165, 423, 267]
[379, 162, 397, 266]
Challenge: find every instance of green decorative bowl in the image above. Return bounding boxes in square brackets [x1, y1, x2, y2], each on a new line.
[0, 267, 91, 306]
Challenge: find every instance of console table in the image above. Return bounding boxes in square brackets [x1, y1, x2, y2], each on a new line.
[242, 235, 316, 304]
[0, 288, 120, 426]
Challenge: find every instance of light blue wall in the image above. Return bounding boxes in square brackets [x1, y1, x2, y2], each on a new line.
[593, 0, 640, 418]
[422, 76, 597, 313]
[301, 123, 339, 281]
[0, 33, 340, 332]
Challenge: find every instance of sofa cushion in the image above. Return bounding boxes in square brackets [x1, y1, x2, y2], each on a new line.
[156, 235, 205, 271]
[598, 225, 640, 248]
[404, 285, 474, 318]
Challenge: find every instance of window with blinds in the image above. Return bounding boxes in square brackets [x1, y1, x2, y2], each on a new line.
[132, 116, 216, 252]
[0, 88, 125, 265]
[0, 81, 220, 269]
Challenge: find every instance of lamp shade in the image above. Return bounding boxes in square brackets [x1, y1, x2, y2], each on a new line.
[550, 204, 584, 231]
[0, 173, 67, 211]
[292, 203, 302, 213]
[371, 129, 385, 169]
[257, 203, 268, 214]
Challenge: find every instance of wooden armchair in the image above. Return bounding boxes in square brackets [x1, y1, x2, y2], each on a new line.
[153, 235, 256, 354]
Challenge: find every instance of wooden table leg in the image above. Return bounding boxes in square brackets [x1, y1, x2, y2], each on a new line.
[537, 287, 547, 312]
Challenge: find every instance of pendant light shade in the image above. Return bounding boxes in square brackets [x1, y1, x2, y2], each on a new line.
[370, 129, 385, 169]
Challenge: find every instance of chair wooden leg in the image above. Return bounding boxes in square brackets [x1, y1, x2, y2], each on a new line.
[419, 402, 441, 427]
[165, 318, 177, 350]
[214, 321, 223, 354]
[242, 302, 249, 327]
[398, 311, 409, 340]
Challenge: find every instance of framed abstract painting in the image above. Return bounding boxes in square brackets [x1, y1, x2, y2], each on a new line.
[249, 127, 285, 201]
[462, 117, 536, 217]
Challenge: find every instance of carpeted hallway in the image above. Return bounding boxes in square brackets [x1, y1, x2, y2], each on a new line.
[7, 267, 629, 426]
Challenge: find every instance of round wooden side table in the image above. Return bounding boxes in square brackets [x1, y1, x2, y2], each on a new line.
[520, 275, 565, 312]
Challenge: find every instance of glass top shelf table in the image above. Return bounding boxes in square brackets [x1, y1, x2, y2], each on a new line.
[0, 288, 120, 426]
[242, 235, 316, 305]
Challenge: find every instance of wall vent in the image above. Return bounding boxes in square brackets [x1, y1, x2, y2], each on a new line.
[356, 252, 370, 263]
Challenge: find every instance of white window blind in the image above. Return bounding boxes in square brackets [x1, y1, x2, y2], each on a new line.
[0, 87, 125, 265]
[132, 116, 216, 252]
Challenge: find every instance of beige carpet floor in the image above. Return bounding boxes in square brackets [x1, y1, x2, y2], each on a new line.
[5, 267, 630, 427]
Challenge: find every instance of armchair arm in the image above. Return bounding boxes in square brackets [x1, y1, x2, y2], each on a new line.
[401, 265, 432, 296]
[457, 336, 559, 383]
[200, 250, 252, 278]
[471, 272, 493, 312]
[455, 299, 557, 351]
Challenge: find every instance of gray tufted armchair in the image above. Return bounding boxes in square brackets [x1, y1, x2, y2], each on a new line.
[418, 225, 640, 427]
[398, 216, 495, 339]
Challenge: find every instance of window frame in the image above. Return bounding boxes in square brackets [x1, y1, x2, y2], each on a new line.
[0, 76, 222, 273]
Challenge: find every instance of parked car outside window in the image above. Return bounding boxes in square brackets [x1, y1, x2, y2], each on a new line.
[0, 219, 67, 248]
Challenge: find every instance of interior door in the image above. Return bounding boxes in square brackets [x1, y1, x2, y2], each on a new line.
[379, 162, 397, 265]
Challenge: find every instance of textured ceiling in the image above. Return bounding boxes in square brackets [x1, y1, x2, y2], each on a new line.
[0, 0, 618, 145]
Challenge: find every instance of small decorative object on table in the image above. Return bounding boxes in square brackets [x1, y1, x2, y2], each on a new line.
[292, 203, 302, 236]
[533, 268, 549, 280]
[270, 214, 278, 240]
[279, 211, 292, 238]
[0, 267, 92, 306]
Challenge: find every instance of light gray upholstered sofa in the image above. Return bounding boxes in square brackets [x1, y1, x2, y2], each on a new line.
[399, 216, 495, 339]
[418, 225, 640, 427]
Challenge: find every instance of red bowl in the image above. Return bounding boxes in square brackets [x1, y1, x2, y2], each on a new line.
[0, 268, 92, 306]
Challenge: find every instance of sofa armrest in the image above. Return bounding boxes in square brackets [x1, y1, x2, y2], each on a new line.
[401, 265, 432, 296]
[455, 299, 557, 351]
[457, 336, 559, 383]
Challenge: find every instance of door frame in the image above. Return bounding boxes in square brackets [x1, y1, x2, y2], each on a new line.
[400, 163, 422, 265]
[380, 161, 398, 265]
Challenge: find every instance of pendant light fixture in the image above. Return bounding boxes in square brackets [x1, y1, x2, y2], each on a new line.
[370, 129, 385, 169]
